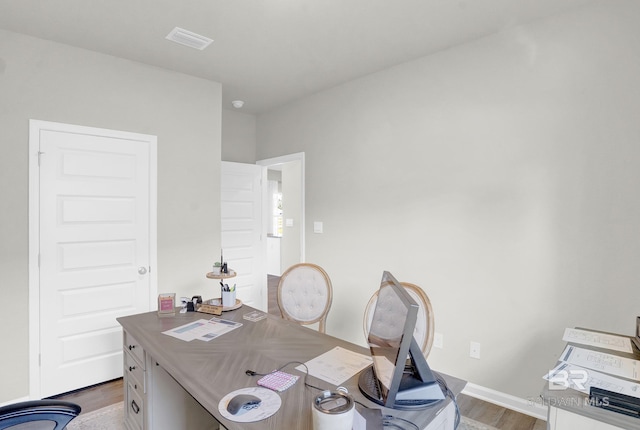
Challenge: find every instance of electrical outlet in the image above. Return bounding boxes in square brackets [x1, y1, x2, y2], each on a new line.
[434, 332, 443, 349]
[470, 341, 481, 359]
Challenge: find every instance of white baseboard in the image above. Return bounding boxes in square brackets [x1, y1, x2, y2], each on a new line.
[0, 396, 30, 407]
[462, 382, 548, 421]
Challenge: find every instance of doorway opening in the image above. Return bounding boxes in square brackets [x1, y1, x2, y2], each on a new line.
[256, 153, 305, 277]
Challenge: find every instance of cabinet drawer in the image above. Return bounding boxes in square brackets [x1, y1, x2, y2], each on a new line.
[125, 351, 145, 392]
[126, 382, 144, 430]
[124, 331, 145, 367]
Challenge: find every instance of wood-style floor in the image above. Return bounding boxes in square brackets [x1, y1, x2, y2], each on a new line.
[55, 275, 547, 429]
[51, 377, 123, 414]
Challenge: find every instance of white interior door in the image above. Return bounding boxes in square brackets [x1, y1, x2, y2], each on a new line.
[31, 120, 156, 398]
[221, 162, 266, 310]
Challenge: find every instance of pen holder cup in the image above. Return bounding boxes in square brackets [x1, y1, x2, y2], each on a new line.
[221, 290, 236, 307]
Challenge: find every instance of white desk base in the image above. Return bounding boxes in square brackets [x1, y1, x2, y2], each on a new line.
[136, 358, 457, 430]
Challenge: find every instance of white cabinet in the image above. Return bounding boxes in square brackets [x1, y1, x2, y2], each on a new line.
[123, 331, 145, 430]
[548, 406, 627, 430]
[122, 329, 221, 430]
[424, 401, 456, 430]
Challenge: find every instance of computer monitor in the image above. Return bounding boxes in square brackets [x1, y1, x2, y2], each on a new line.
[358, 271, 444, 410]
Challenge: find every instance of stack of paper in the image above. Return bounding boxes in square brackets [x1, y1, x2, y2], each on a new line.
[543, 328, 640, 398]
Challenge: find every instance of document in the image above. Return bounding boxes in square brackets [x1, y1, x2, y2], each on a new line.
[544, 362, 640, 398]
[163, 318, 242, 342]
[563, 328, 633, 354]
[296, 346, 372, 386]
[559, 345, 640, 381]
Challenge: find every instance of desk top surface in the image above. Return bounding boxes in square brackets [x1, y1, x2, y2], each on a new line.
[118, 307, 465, 430]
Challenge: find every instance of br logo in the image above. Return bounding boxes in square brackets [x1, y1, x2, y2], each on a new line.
[547, 368, 588, 391]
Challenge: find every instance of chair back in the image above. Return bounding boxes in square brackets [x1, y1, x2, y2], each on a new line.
[363, 282, 435, 357]
[0, 400, 81, 430]
[277, 263, 333, 333]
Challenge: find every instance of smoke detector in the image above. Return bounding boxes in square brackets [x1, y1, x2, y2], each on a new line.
[231, 100, 245, 109]
[166, 27, 213, 50]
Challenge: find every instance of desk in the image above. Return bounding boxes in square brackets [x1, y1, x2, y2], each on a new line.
[117, 306, 465, 430]
[541, 329, 640, 430]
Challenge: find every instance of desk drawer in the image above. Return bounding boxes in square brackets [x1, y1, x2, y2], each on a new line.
[125, 351, 145, 392]
[124, 331, 145, 367]
[126, 382, 144, 430]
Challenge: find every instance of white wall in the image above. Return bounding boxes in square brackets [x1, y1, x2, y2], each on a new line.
[0, 30, 222, 403]
[222, 108, 256, 163]
[256, 1, 640, 400]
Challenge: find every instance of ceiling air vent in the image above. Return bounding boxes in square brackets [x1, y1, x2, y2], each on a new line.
[166, 27, 213, 50]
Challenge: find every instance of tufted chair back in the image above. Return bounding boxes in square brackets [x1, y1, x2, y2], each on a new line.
[363, 282, 435, 358]
[277, 263, 333, 333]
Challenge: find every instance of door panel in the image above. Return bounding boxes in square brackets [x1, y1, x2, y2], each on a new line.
[37, 123, 155, 397]
[221, 162, 266, 310]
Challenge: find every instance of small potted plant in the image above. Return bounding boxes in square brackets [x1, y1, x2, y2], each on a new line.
[212, 261, 222, 275]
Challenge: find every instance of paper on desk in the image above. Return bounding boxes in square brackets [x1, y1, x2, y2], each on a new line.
[162, 318, 242, 342]
[559, 345, 640, 381]
[563, 328, 633, 354]
[296, 347, 372, 386]
[544, 362, 640, 398]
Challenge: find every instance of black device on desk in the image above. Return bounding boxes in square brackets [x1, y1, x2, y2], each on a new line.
[358, 271, 444, 410]
[185, 296, 203, 312]
[590, 387, 640, 418]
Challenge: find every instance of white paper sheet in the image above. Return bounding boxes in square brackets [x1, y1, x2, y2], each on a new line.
[162, 318, 242, 342]
[559, 345, 640, 381]
[296, 346, 373, 386]
[544, 362, 640, 398]
[563, 328, 633, 354]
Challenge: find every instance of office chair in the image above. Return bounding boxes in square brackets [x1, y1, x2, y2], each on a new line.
[0, 400, 81, 430]
[277, 263, 333, 333]
[363, 282, 435, 357]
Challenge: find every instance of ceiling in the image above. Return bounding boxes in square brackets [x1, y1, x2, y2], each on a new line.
[0, 0, 594, 114]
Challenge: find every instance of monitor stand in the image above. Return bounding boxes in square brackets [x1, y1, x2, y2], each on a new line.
[358, 340, 445, 410]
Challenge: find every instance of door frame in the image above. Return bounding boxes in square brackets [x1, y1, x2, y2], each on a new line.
[27, 119, 158, 399]
[256, 152, 306, 264]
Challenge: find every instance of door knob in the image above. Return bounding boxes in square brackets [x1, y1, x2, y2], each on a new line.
[138, 267, 148, 275]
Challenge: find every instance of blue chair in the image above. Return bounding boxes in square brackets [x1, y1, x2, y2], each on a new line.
[0, 400, 81, 430]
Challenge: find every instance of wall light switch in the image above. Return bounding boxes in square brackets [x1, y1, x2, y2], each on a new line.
[470, 341, 481, 359]
[285, 218, 294, 227]
[313, 221, 323, 234]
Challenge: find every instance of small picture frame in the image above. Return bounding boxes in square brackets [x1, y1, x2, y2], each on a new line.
[158, 293, 176, 316]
